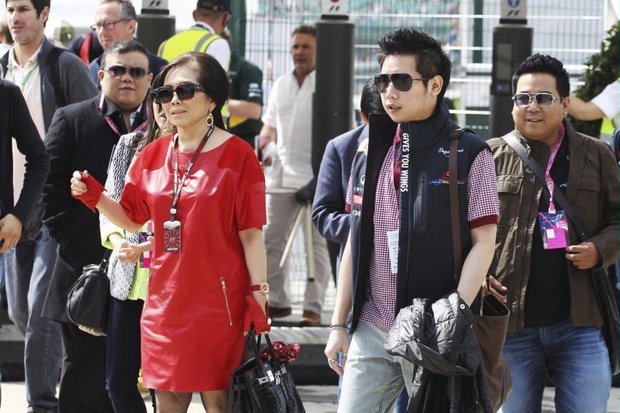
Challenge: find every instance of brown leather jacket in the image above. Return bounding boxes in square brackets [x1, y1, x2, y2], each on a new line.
[488, 121, 619, 332]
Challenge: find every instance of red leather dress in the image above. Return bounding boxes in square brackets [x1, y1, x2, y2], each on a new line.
[120, 135, 266, 391]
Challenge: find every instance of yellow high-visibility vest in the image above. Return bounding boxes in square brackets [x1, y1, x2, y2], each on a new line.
[157, 26, 221, 62]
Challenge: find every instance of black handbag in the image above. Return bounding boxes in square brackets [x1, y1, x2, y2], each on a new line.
[229, 327, 305, 413]
[66, 250, 111, 336]
[504, 132, 620, 375]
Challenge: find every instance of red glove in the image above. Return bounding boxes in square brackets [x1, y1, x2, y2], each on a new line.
[72, 172, 104, 212]
[243, 295, 270, 335]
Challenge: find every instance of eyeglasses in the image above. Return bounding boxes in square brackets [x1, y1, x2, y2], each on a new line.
[151, 83, 205, 104]
[374, 73, 428, 93]
[512, 92, 561, 108]
[104, 65, 148, 79]
[90, 19, 128, 31]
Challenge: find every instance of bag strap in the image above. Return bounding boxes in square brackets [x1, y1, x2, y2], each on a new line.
[449, 130, 462, 280]
[99, 249, 113, 273]
[502, 132, 589, 242]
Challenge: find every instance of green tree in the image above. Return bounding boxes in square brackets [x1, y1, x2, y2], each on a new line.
[571, 21, 619, 137]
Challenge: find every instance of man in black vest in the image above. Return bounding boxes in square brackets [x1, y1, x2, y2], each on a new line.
[324, 28, 499, 411]
[43, 40, 152, 413]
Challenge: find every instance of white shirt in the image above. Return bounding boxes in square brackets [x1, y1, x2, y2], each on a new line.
[262, 70, 315, 191]
[194, 22, 230, 71]
[6, 44, 45, 201]
[591, 79, 620, 127]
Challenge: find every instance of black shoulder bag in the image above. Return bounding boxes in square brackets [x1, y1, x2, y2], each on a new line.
[503, 132, 620, 375]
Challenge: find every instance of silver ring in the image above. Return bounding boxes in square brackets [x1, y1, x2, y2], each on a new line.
[327, 357, 337, 365]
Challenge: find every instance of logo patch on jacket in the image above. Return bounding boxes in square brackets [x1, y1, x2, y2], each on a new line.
[430, 170, 466, 186]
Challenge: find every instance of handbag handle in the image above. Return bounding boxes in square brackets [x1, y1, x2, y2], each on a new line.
[502, 131, 589, 241]
[99, 249, 113, 273]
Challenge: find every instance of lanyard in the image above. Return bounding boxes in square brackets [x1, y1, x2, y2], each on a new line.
[169, 126, 214, 220]
[544, 131, 565, 214]
[17, 60, 39, 91]
[393, 124, 402, 190]
[99, 94, 149, 137]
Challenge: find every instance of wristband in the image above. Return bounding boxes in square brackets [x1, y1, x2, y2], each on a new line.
[72, 173, 104, 212]
[249, 281, 270, 296]
[330, 324, 348, 331]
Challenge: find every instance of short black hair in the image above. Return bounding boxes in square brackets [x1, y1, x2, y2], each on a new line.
[512, 53, 570, 97]
[6, 0, 50, 18]
[292, 24, 316, 38]
[377, 28, 452, 99]
[101, 40, 150, 70]
[360, 77, 384, 118]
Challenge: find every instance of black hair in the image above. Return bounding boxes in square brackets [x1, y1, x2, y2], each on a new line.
[360, 77, 384, 118]
[9, 0, 50, 16]
[377, 28, 452, 99]
[101, 39, 150, 70]
[158, 52, 229, 130]
[143, 70, 168, 145]
[512, 53, 570, 97]
[292, 24, 316, 38]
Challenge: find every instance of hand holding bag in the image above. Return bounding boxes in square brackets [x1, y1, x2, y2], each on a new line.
[66, 250, 111, 336]
[229, 326, 305, 413]
[448, 130, 512, 411]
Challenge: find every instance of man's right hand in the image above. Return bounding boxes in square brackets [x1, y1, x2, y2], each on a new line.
[483, 275, 508, 303]
[324, 329, 350, 376]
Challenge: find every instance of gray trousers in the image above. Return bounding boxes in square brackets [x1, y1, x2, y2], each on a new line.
[264, 193, 331, 314]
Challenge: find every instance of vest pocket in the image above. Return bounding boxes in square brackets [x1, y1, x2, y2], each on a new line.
[496, 175, 522, 230]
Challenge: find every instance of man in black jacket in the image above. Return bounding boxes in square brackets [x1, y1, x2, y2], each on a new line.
[3, 1, 97, 411]
[43, 39, 152, 413]
[324, 28, 498, 411]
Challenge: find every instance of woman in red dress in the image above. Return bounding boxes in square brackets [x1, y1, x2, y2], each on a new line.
[70, 53, 269, 413]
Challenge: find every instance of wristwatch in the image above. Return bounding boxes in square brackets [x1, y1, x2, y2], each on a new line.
[250, 281, 270, 295]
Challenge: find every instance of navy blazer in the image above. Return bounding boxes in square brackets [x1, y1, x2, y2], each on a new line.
[312, 124, 368, 256]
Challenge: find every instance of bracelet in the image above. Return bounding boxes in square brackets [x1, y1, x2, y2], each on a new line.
[330, 324, 348, 331]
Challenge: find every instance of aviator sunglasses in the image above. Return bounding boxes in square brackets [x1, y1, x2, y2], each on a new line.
[104, 65, 147, 79]
[513, 92, 561, 108]
[151, 83, 205, 104]
[374, 73, 428, 93]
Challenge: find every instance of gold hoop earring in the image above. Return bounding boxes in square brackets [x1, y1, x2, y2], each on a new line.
[206, 112, 214, 127]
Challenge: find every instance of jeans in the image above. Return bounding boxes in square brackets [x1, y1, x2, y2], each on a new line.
[338, 321, 414, 413]
[4, 213, 62, 413]
[264, 193, 331, 314]
[106, 297, 146, 413]
[500, 319, 611, 413]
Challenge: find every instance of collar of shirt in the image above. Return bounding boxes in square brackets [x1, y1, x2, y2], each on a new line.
[193, 21, 217, 34]
[7, 41, 43, 72]
[100, 94, 146, 132]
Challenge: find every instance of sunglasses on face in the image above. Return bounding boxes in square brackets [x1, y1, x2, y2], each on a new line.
[104, 65, 147, 79]
[151, 83, 205, 104]
[374, 73, 428, 93]
[512, 92, 561, 108]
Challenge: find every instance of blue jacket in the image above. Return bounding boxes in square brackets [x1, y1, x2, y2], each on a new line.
[312, 124, 367, 258]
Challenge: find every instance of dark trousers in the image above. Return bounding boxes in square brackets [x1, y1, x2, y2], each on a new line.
[106, 297, 147, 413]
[59, 322, 113, 413]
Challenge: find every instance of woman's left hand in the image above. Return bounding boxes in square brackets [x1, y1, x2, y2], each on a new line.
[117, 240, 143, 263]
[244, 295, 270, 334]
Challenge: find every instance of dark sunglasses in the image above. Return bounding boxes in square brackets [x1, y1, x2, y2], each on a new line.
[374, 73, 428, 93]
[104, 65, 147, 79]
[151, 83, 205, 104]
[512, 92, 561, 108]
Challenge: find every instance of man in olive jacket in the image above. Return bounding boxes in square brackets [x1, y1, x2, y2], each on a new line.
[488, 53, 619, 413]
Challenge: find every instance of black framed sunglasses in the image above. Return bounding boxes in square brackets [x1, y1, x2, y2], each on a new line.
[151, 83, 205, 104]
[374, 73, 428, 93]
[104, 65, 147, 79]
[512, 92, 561, 108]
